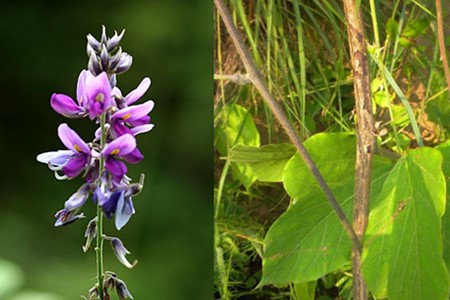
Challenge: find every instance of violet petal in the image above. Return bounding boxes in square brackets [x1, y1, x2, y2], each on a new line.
[102, 134, 136, 157]
[63, 155, 88, 178]
[50, 93, 84, 118]
[124, 77, 151, 105]
[58, 123, 90, 154]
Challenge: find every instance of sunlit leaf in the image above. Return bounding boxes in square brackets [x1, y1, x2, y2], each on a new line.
[215, 104, 260, 187]
[260, 133, 393, 285]
[363, 148, 449, 300]
[228, 143, 296, 182]
[436, 140, 450, 271]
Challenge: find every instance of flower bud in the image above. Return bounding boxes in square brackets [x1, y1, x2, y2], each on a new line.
[88, 286, 99, 300]
[116, 279, 134, 300]
[109, 47, 123, 70]
[83, 217, 97, 252]
[54, 208, 84, 227]
[100, 47, 109, 72]
[88, 54, 102, 76]
[86, 34, 101, 53]
[103, 271, 117, 289]
[111, 237, 137, 269]
[101, 25, 108, 44]
[107, 30, 125, 52]
[115, 53, 133, 74]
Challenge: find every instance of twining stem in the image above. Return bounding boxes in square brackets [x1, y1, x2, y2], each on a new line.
[436, 0, 450, 95]
[213, 0, 361, 250]
[342, 0, 375, 299]
[96, 112, 106, 300]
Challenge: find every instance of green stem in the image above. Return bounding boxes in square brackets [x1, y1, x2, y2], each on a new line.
[96, 112, 106, 300]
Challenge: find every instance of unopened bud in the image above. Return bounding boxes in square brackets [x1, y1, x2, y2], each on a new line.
[107, 29, 125, 52]
[86, 34, 101, 53]
[116, 279, 134, 300]
[100, 47, 109, 71]
[115, 53, 133, 74]
[83, 217, 97, 252]
[88, 54, 102, 76]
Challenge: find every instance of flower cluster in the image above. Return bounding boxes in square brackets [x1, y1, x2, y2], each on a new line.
[37, 26, 153, 300]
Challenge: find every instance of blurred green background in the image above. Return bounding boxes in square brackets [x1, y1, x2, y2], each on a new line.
[0, 1, 212, 299]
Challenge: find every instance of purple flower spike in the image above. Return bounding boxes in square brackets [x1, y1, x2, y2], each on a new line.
[124, 77, 151, 105]
[85, 72, 113, 119]
[102, 134, 136, 181]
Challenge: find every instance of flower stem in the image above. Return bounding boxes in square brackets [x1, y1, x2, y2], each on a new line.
[96, 112, 107, 300]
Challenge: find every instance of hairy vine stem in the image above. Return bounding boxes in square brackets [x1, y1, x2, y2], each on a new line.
[436, 0, 450, 95]
[214, 0, 361, 250]
[342, 0, 375, 299]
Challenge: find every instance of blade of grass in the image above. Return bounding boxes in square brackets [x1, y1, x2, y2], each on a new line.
[370, 52, 424, 146]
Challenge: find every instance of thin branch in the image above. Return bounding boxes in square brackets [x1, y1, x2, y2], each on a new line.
[436, 0, 450, 95]
[342, 0, 375, 299]
[214, 0, 361, 251]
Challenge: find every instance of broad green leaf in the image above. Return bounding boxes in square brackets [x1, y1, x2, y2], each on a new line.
[215, 104, 260, 187]
[228, 144, 296, 182]
[261, 133, 393, 286]
[363, 148, 449, 300]
[294, 280, 317, 300]
[436, 140, 450, 271]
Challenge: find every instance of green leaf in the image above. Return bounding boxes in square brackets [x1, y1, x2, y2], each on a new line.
[215, 104, 260, 187]
[260, 133, 393, 286]
[228, 143, 296, 182]
[402, 18, 428, 38]
[363, 148, 450, 300]
[386, 18, 398, 37]
[436, 140, 450, 271]
[294, 280, 317, 300]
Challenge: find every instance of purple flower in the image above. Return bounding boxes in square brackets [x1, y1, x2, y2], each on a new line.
[111, 100, 154, 136]
[51, 70, 114, 120]
[50, 70, 89, 118]
[84, 71, 114, 119]
[101, 134, 136, 182]
[54, 209, 85, 227]
[54, 183, 90, 227]
[94, 172, 140, 230]
[111, 238, 137, 269]
[37, 123, 91, 179]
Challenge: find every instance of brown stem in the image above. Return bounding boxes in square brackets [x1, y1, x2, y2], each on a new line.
[342, 0, 375, 299]
[214, 0, 361, 250]
[436, 0, 450, 95]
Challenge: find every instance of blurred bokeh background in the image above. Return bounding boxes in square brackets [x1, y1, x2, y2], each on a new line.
[0, 1, 212, 299]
